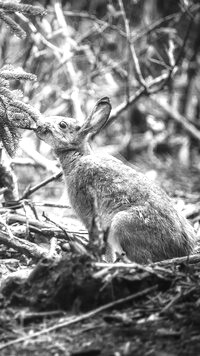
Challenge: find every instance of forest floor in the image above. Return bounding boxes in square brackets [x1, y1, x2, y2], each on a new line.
[1, 257, 200, 356]
[1, 158, 200, 356]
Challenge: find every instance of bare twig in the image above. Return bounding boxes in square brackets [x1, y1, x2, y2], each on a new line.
[168, 38, 176, 67]
[16, 13, 63, 59]
[107, 71, 169, 126]
[118, 0, 146, 90]
[150, 15, 194, 94]
[54, 0, 84, 123]
[43, 212, 70, 240]
[6, 213, 88, 243]
[48, 236, 59, 259]
[93, 260, 174, 280]
[108, 87, 144, 126]
[131, 4, 199, 43]
[2, 201, 72, 211]
[19, 140, 59, 173]
[0, 228, 49, 260]
[20, 171, 62, 200]
[95, 254, 200, 270]
[32, 202, 71, 209]
[49, 4, 200, 44]
[0, 187, 8, 195]
[152, 253, 200, 267]
[0, 214, 60, 259]
[160, 287, 196, 314]
[6, 213, 52, 230]
[43, 212, 88, 255]
[151, 97, 200, 142]
[48, 8, 127, 39]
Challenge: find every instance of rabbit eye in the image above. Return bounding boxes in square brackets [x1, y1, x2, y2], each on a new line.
[59, 121, 67, 129]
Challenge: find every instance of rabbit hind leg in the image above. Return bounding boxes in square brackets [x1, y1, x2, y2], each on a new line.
[105, 209, 154, 264]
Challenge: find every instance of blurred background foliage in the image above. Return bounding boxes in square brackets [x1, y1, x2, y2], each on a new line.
[0, 0, 200, 202]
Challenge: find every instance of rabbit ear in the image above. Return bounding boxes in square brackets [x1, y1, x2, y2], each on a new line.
[80, 97, 111, 136]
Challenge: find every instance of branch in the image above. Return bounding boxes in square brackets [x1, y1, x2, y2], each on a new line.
[151, 97, 200, 142]
[131, 3, 200, 43]
[0, 1, 46, 16]
[149, 14, 194, 94]
[118, 0, 146, 89]
[20, 171, 62, 200]
[0, 229, 49, 260]
[54, 0, 84, 123]
[6, 213, 88, 244]
[0, 10, 26, 38]
[107, 72, 169, 126]
[19, 139, 59, 173]
[152, 253, 200, 267]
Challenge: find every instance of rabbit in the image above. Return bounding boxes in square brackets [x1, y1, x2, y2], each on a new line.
[36, 97, 197, 263]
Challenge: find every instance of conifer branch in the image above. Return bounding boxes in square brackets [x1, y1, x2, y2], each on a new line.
[0, 1, 46, 39]
[0, 65, 41, 156]
[0, 10, 26, 38]
[0, 69, 36, 81]
[0, 1, 46, 17]
[11, 100, 41, 123]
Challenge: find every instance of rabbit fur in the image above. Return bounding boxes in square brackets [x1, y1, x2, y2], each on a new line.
[36, 97, 196, 263]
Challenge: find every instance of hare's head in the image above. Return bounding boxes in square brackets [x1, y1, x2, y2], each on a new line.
[36, 97, 111, 152]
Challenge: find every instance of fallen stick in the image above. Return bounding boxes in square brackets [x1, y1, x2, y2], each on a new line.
[152, 253, 200, 267]
[6, 213, 53, 229]
[6, 213, 88, 242]
[0, 229, 50, 260]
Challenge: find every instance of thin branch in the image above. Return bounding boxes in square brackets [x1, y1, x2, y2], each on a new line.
[16, 13, 63, 59]
[168, 38, 176, 67]
[93, 261, 173, 280]
[107, 71, 169, 126]
[31, 202, 71, 209]
[149, 14, 194, 94]
[118, 0, 147, 90]
[6, 213, 88, 243]
[54, 0, 84, 123]
[20, 171, 62, 200]
[0, 187, 8, 195]
[151, 97, 200, 142]
[108, 87, 144, 126]
[131, 3, 199, 42]
[0, 228, 49, 260]
[48, 4, 200, 44]
[152, 253, 200, 267]
[48, 8, 127, 38]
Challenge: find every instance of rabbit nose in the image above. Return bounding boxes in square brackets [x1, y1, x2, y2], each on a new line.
[36, 122, 50, 134]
